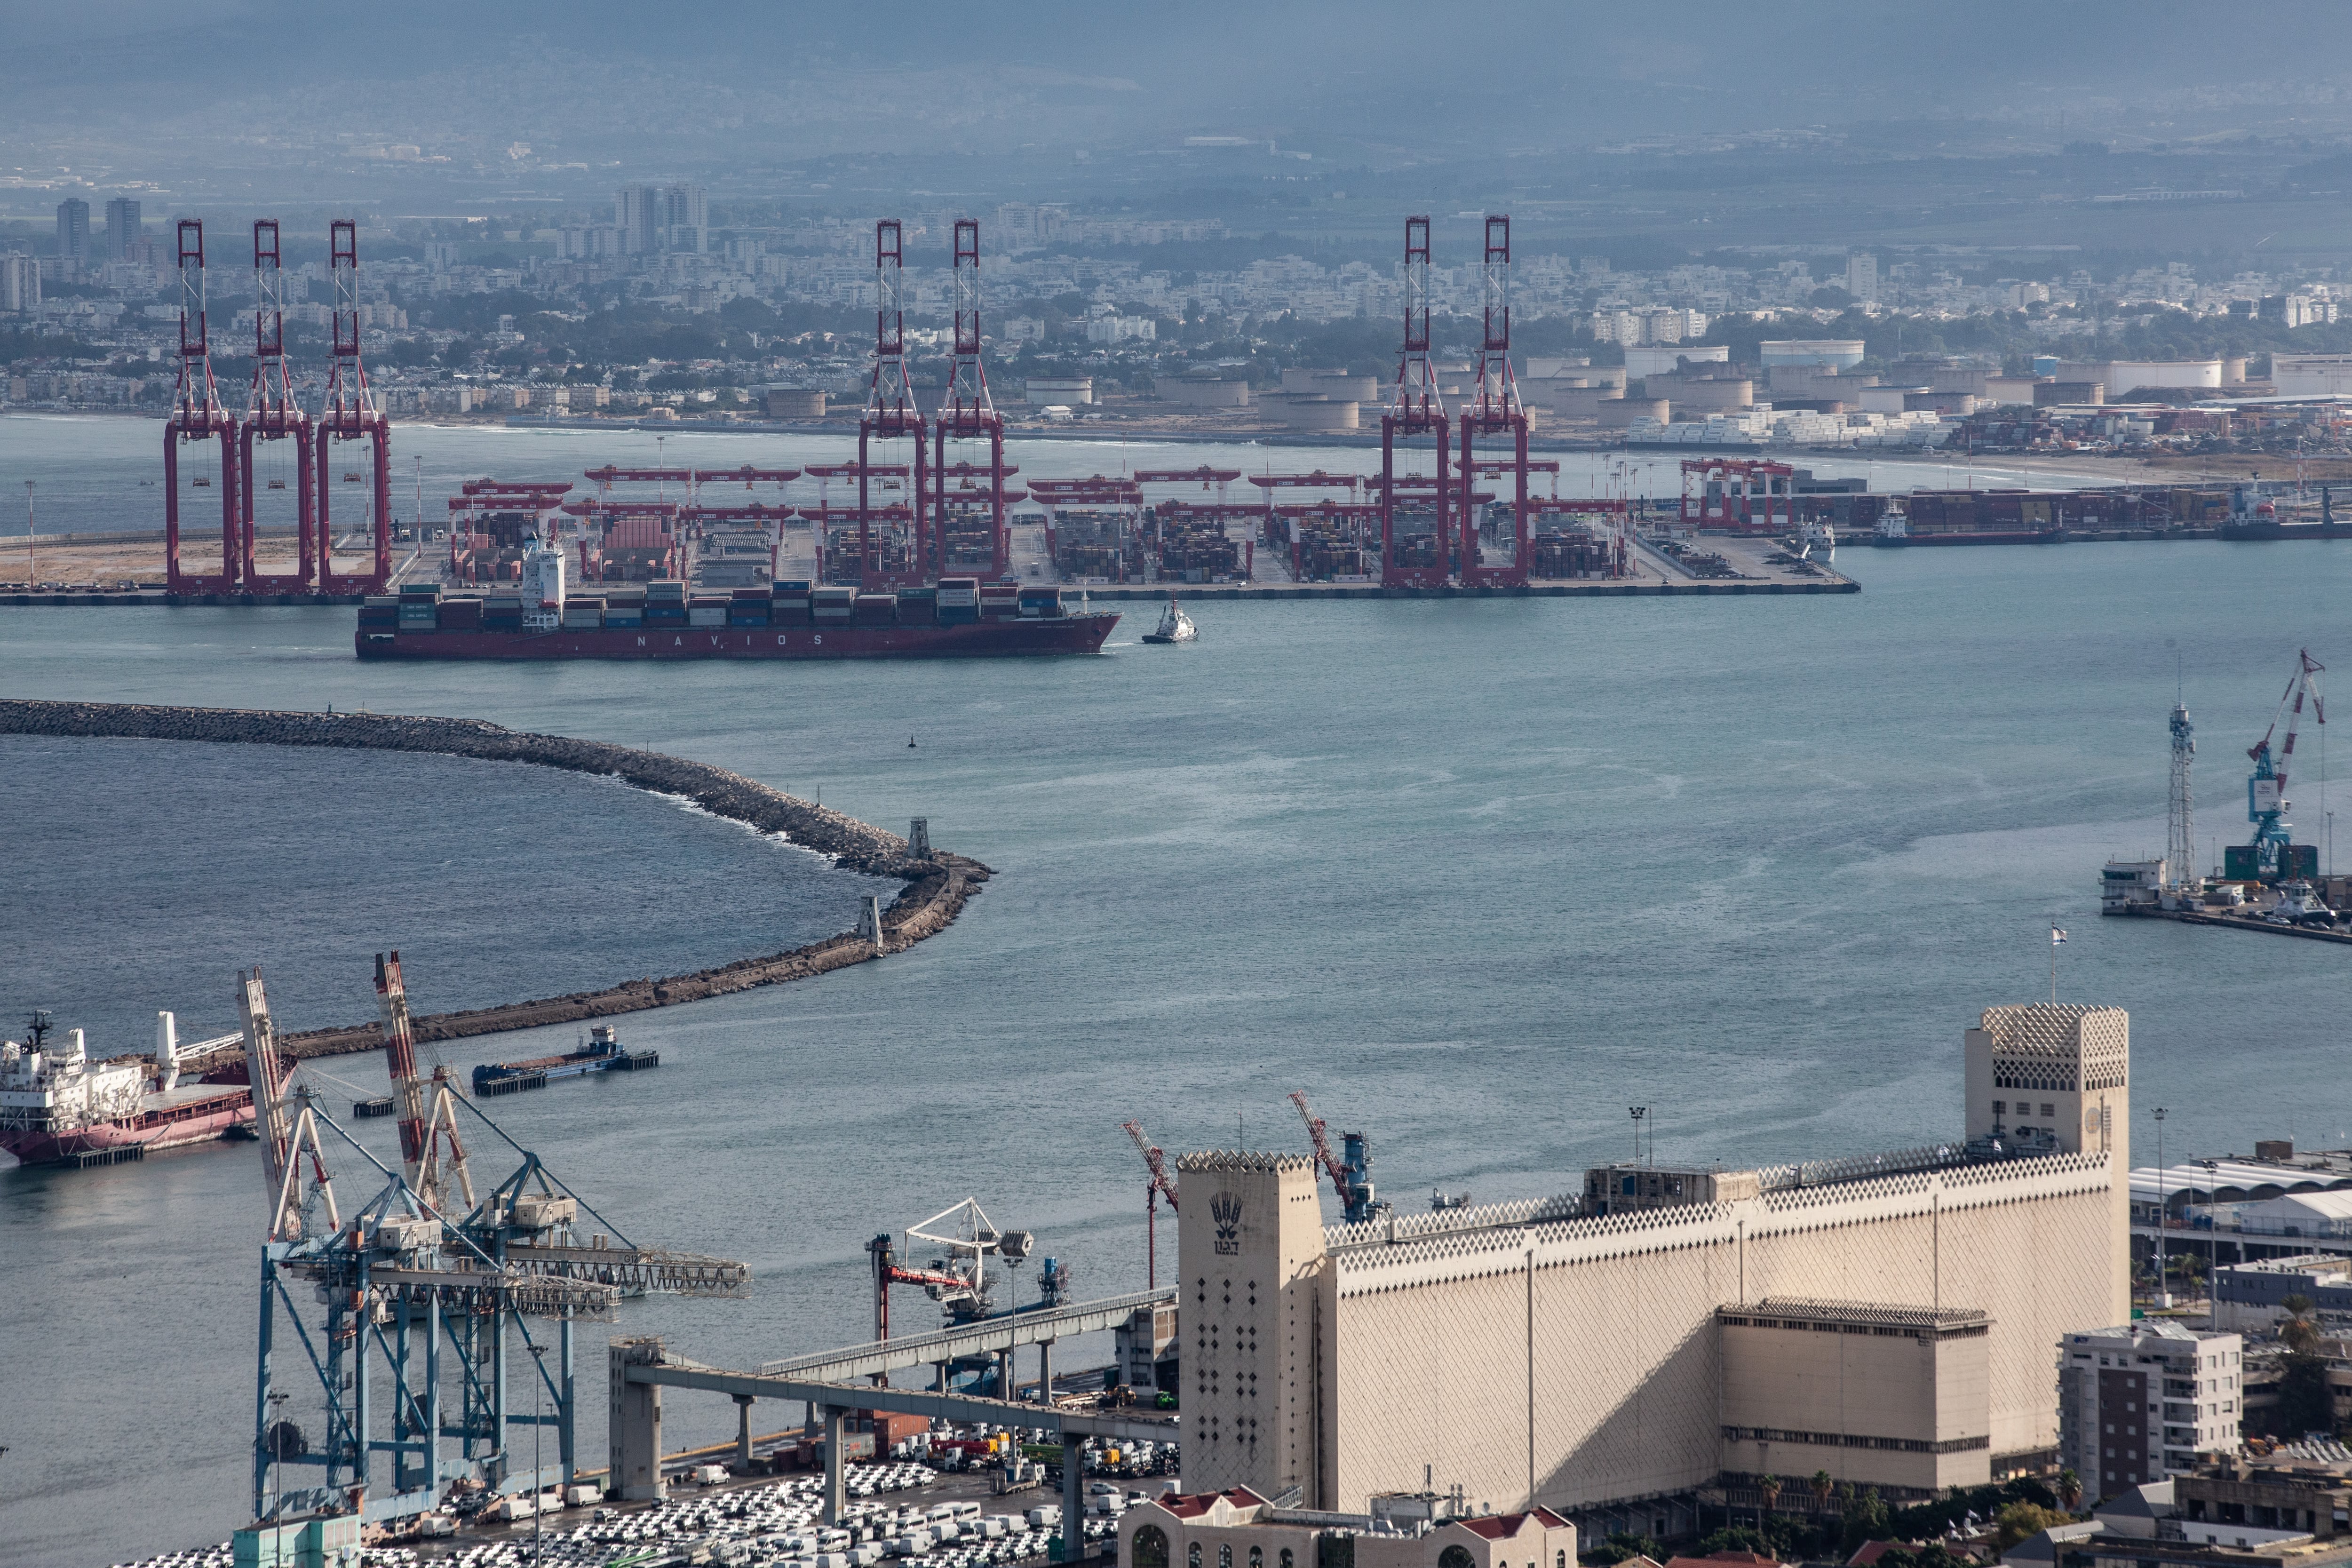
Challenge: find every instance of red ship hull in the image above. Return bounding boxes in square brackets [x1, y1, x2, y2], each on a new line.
[357, 614, 1119, 661]
[2, 1087, 254, 1166]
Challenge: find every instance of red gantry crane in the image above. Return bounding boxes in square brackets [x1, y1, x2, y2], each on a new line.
[1381, 217, 1453, 589]
[164, 219, 240, 594]
[239, 219, 317, 591]
[859, 220, 930, 588]
[1120, 1118, 1180, 1287]
[933, 219, 1009, 582]
[316, 220, 392, 592]
[1459, 215, 1530, 588]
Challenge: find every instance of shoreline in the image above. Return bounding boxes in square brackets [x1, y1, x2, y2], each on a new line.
[0, 699, 988, 1067]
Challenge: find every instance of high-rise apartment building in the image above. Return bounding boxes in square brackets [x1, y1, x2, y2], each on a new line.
[659, 183, 707, 254]
[617, 185, 661, 254]
[104, 198, 141, 261]
[1846, 252, 1879, 304]
[2058, 1320, 2242, 1501]
[55, 199, 89, 266]
[617, 183, 707, 254]
[1, 254, 40, 312]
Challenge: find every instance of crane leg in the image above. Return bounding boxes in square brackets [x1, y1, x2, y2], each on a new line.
[822, 1404, 846, 1525]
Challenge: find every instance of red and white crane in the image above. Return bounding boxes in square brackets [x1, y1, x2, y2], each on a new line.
[1288, 1090, 1380, 1224]
[1121, 1118, 1180, 1286]
[933, 219, 1009, 582]
[164, 219, 240, 594]
[1380, 217, 1452, 589]
[239, 219, 318, 590]
[858, 220, 930, 589]
[1459, 215, 1530, 588]
[316, 219, 392, 592]
[237, 966, 339, 1243]
[374, 951, 473, 1217]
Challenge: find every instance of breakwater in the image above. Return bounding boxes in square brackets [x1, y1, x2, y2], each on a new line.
[0, 698, 987, 1063]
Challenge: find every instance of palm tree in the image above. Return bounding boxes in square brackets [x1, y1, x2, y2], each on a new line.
[1759, 1474, 1781, 1533]
[1813, 1471, 1836, 1518]
[2283, 1294, 2321, 1355]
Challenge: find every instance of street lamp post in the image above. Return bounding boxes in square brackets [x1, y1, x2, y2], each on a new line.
[23, 479, 33, 585]
[2153, 1106, 2169, 1308]
[1629, 1106, 1649, 1165]
[530, 1341, 548, 1563]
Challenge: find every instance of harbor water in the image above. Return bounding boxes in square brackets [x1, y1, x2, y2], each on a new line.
[0, 416, 2344, 1567]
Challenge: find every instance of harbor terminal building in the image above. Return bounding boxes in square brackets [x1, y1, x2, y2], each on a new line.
[1174, 1003, 2133, 1523]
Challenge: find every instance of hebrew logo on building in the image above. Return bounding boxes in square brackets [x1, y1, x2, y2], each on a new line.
[1211, 1190, 1243, 1255]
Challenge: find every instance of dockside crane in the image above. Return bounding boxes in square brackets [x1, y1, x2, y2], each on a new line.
[2242, 649, 2326, 881]
[1120, 1118, 1180, 1286]
[245, 957, 747, 1526]
[1288, 1090, 1383, 1224]
[374, 951, 473, 1217]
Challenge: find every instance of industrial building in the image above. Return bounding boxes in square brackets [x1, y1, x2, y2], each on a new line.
[2058, 1321, 2244, 1500]
[1175, 1003, 2133, 1523]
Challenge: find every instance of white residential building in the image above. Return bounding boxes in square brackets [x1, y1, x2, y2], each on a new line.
[2058, 1320, 2242, 1502]
[1846, 253, 1879, 303]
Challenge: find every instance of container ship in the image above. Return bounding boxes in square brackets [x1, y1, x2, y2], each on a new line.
[358, 571, 1116, 661]
[0, 1011, 252, 1168]
[471, 1023, 659, 1097]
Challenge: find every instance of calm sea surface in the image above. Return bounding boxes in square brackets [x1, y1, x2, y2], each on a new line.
[1, 415, 2344, 1567]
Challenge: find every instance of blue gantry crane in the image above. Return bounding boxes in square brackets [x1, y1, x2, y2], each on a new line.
[236, 962, 747, 1529]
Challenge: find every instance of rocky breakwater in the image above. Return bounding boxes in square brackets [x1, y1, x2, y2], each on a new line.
[0, 698, 989, 1064]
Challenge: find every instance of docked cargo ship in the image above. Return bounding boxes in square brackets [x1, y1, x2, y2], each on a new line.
[358, 572, 1117, 661]
[0, 1011, 252, 1168]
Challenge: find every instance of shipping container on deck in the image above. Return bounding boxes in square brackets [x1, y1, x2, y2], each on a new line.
[812, 586, 856, 622]
[854, 593, 900, 627]
[439, 597, 482, 630]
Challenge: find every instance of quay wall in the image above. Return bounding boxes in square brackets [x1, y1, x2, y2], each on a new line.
[0, 698, 986, 1062]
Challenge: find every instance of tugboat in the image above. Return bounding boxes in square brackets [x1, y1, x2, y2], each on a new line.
[1142, 595, 1197, 645]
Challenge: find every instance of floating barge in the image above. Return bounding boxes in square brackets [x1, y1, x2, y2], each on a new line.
[471, 1024, 659, 1097]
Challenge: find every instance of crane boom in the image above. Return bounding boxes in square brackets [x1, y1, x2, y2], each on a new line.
[1121, 1118, 1179, 1210]
[238, 967, 295, 1212]
[1287, 1090, 1363, 1218]
[376, 951, 431, 1182]
[2245, 649, 2326, 879]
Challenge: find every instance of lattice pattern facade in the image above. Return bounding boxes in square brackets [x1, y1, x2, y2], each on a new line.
[1180, 1011, 2133, 1518]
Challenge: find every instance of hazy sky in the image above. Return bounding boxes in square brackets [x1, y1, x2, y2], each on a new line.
[10, 2, 2352, 198]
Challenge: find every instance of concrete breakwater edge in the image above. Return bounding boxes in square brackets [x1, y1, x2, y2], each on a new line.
[0, 697, 989, 1066]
